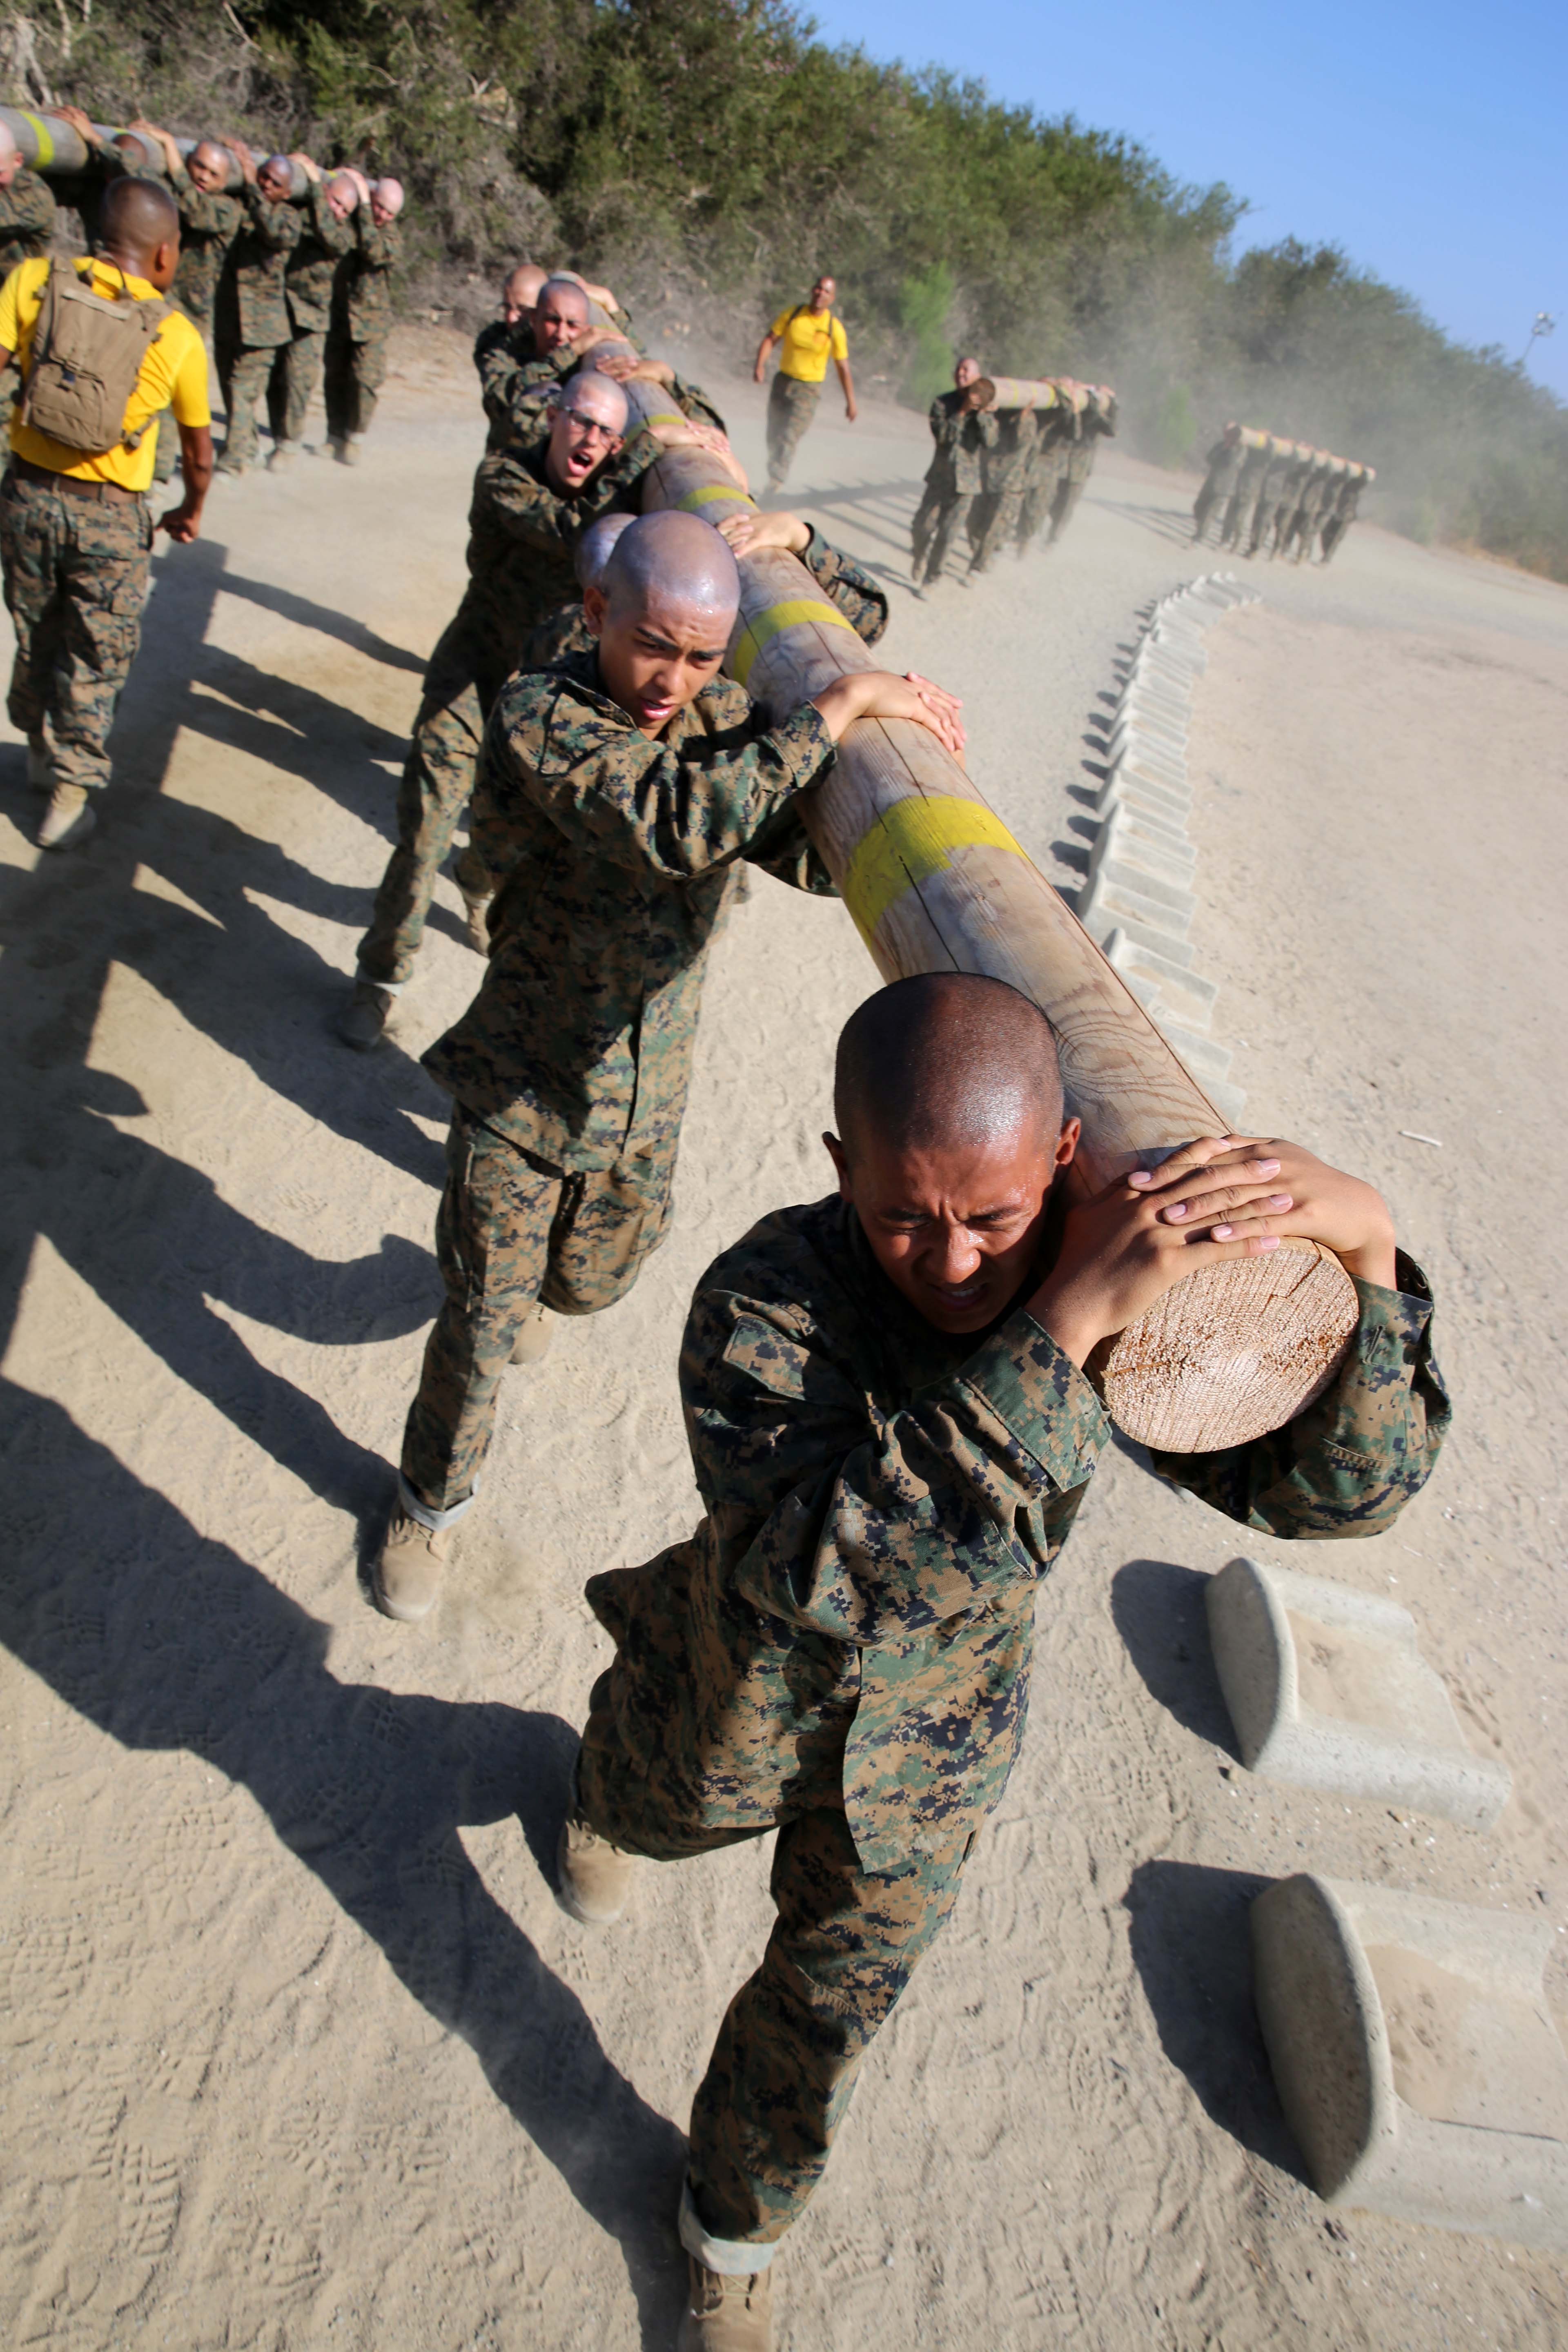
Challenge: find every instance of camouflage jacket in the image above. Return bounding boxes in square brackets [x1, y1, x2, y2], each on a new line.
[1203, 438, 1245, 497]
[285, 181, 355, 334]
[980, 407, 1033, 493]
[586, 1205, 1448, 1871]
[923, 387, 968, 490]
[167, 165, 241, 323]
[443, 421, 662, 708]
[339, 207, 401, 341]
[219, 187, 301, 350]
[1023, 407, 1074, 486]
[0, 169, 57, 277]
[1295, 465, 1336, 520]
[474, 303, 641, 444]
[466, 525, 884, 896]
[423, 651, 839, 1165]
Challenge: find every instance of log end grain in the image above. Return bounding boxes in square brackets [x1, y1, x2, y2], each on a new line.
[1095, 1237, 1360, 1453]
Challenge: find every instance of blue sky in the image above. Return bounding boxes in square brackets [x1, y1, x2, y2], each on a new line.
[804, 0, 1568, 401]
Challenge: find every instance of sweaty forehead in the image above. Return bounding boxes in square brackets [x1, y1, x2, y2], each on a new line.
[626, 582, 737, 646]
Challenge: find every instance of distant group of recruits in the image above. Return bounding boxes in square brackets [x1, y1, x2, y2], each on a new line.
[0, 110, 404, 475]
[328, 252, 1445, 2352]
[909, 355, 1118, 588]
[1193, 422, 1374, 565]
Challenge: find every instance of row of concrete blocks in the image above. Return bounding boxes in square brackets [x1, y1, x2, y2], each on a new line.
[1075, 570, 1259, 1129]
[1204, 1557, 1566, 2253]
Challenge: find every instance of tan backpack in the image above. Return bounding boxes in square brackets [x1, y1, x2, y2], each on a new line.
[20, 258, 172, 455]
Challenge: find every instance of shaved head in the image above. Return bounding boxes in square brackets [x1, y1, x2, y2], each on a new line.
[191, 140, 227, 175]
[539, 274, 589, 323]
[601, 510, 739, 624]
[575, 511, 634, 592]
[835, 973, 1063, 1169]
[559, 368, 628, 434]
[503, 261, 546, 321]
[325, 172, 358, 221]
[99, 174, 181, 268]
[372, 176, 404, 223]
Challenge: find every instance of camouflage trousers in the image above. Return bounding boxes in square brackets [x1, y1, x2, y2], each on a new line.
[1016, 457, 1067, 551]
[356, 617, 494, 988]
[267, 328, 325, 446]
[400, 1109, 674, 1515]
[324, 330, 388, 443]
[1192, 479, 1231, 542]
[765, 372, 819, 488]
[0, 467, 152, 792]
[968, 486, 1023, 572]
[1251, 497, 1291, 558]
[1319, 514, 1349, 564]
[1221, 481, 1261, 551]
[1049, 467, 1091, 543]
[220, 341, 286, 468]
[909, 482, 971, 584]
[577, 1678, 974, 2249]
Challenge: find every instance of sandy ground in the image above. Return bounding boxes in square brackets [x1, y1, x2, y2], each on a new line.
[2, 327, 1567, 2351]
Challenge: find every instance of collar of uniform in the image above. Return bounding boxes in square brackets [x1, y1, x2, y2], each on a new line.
[541, 644, 751, 746]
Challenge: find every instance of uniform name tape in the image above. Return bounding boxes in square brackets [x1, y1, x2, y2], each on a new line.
[730, 598, 854, 688]
[840, 796, 1025, 940]
[677, 483, 755, 512]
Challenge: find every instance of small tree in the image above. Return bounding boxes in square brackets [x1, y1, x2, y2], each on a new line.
[899, 261, 956, 409]
[1155, 382, 1196, 468]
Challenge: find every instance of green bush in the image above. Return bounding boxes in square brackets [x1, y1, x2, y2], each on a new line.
[1154, 383, 1196, 469]
[898, 263, 956, 410]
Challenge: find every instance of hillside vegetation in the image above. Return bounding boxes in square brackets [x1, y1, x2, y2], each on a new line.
[5, 0, 1566, 578]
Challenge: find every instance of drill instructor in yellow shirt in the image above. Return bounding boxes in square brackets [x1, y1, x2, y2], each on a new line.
[753, 272, 856, 491]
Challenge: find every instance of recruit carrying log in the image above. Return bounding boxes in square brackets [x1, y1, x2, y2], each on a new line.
[612, 372, 1358, 1452]
[0, 104, 310, 195]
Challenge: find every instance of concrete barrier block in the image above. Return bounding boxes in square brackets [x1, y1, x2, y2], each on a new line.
[1205, 1557, 1512, 1830]
[1204, 1076, 1249, 1127]
[1104, 933, 1218, 1031]
[1099, 801, 1193, 855]
[1252, 1874, 1568, 2250]
[1078, 868, 1193, 942]
[1111, 710, 1186, 753]
[1089, 847, 1197, 915]
[1096, 784, 1193, 835]
[1158, 1019, 1232, 1080]
[1112, 746, 1189, 793]
[1097, 804, 1196, 870]
[1092, 909, 1196, 965]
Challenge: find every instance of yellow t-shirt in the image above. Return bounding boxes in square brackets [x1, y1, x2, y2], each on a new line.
[770, 304, 849, 385]
[0, 255, 211, 491]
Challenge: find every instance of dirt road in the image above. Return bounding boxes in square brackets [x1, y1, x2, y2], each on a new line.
[2, 332, 1566, 2350]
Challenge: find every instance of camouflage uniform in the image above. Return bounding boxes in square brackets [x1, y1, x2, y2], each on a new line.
[1048, 391, 1115, 542]
[968, 407, 1033, 572]
[354, 420, 663, 990]
[1221, 443, 1270, 552]
[272, 182, 355, 446]
[1192, 436, 1243, 543]
[215, 187, 301, 468]
[474, 305, 642, 450]
[575, 1198, 1449, 2252]
[1258, 454, 1312, 559]
[0, 469, 154, 791]
[1283, 461, 1334, 563]
[166, 165, 241, 339]
[324, 206, 401, 444]
[0, 172, 58, 437]
[764, 372, 820, 491]
[1319, 472, 1363, 564]
[1014, 408, 1073, 552]
[909, 388, 965, 581]
[397, 655, 847, 1519]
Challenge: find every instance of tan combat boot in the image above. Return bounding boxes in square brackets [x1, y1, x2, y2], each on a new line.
[460, 889, 492, 955]
[267, 440, 299, 471]
[341, 436, 364, 466]
[555, 1816, 635, 1924]
[372, 1504, 452, 1622]
[676, 2257, 773, 2352]
[37, 783, 97, 851]
[336, 979, 398, 1051]
[510, 1305, 551, 1365]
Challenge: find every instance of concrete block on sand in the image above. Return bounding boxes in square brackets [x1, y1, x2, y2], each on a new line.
[1089, 901, 1196, 964]
[1206, 1557, 1512, 1830]
[1087, 846, 1197, 917]
[1252, 1873, 1568, 2250]
[1158, 1019, 1232, 1082]
[1078, 867, 1193, 942]
[1205, 1076, 1250, 1127]
[1105, 931, 1218, 1031]
[1096, 804, 1196, 870]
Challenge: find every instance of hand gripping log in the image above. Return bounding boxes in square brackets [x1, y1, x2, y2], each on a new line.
[0, 105, 312, 194]
[633, 418, 1360, 1453]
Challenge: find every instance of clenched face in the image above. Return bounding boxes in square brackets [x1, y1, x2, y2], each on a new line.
[189, 143, 228, 194]
[543, 377, 626, 499]
[534, 282, 590, 353]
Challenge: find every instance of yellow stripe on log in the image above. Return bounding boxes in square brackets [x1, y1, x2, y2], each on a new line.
[731, 598, 855, 688]
[21, 111, 55, 167]
[840, 795, 1025, 942]
[678, 483, 756, 512]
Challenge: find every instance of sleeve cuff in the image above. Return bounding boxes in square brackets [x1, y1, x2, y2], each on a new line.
[768, 702, 837, 790]
[958, 1310, 1110, 1492]
[1350, 1250, 1434, 1359]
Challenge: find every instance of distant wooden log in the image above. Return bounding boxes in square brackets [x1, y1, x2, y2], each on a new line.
[0, 105, 312, 196]
[635, 434, 1359, 1451]
[983, 376, 1061, 411]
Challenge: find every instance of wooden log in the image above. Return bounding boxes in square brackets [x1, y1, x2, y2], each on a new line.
[983, 376, 1060, 411]
[0, 105, 312, 195]
[636, 437, 1359, 1451]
